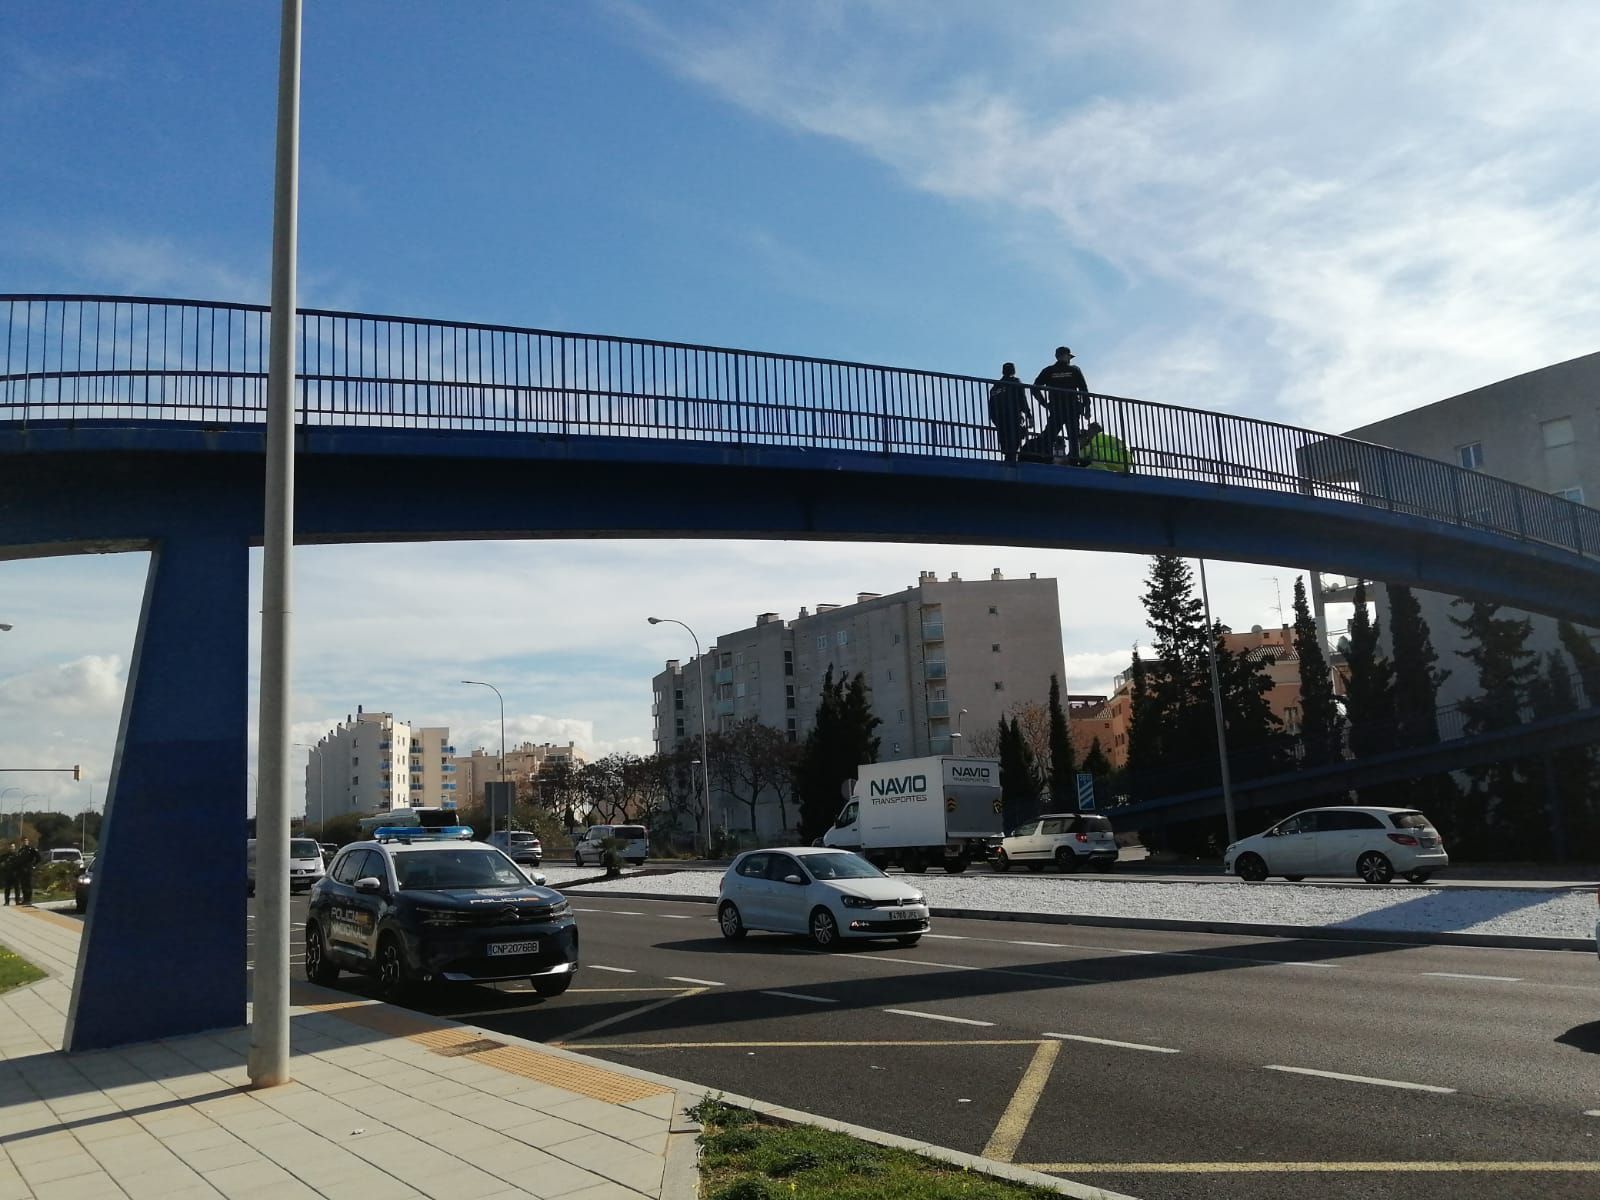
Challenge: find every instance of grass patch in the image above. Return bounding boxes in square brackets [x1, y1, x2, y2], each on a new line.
[689, 1097, 1060, 1200]
[0, 947, 45, 994]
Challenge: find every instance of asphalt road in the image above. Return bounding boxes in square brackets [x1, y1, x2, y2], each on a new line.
[97, 891, 1594, 1199]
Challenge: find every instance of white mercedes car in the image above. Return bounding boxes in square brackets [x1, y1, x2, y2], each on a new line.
[1224, 806, 1449, 884]
[718, 847, 930, 948]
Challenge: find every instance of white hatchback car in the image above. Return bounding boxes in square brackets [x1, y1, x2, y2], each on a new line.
[718, 847, 931, 948]
[1225, 806, 1449, 884]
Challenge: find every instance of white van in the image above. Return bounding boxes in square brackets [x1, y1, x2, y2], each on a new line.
[246, 837, 328, 896]
[573, 824, 648, 867]
[47, 847, 84, 866]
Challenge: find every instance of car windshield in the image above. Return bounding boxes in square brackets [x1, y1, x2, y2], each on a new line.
[508, 833, 538, 843]
[1390, 811, 1432, 829]
[614, 826, 646, 840]
[804, 852, 884, 880]
[290, 840, 320, 858]
[393, 848, 529, 890]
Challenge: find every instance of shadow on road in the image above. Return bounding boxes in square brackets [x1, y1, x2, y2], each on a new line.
[1555, 1020, 1600, 1055]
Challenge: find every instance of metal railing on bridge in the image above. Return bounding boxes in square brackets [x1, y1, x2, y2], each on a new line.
[4, 293, 1598, 558]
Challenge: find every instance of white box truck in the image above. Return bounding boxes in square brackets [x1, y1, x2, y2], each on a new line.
[822, 756, 1003, 873]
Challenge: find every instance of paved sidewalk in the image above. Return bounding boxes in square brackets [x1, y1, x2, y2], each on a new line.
[0, 905, 697, 1200]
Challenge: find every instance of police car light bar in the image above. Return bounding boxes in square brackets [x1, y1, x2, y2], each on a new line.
[372, 825, 474, 842]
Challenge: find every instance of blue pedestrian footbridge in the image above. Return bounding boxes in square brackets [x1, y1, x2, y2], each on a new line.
[4, 293, 1599, 1049]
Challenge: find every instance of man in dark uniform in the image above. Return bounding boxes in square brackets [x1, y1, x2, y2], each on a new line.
[987, 362, 1031, 464]
[1032, 346, 1091, 464]
[1, 843, 15, 906]
[11, 839, 39, 906]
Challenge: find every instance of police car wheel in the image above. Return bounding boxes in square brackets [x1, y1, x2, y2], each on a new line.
[376, 936, 412, 999]
[304, 923, 339, 984]
[533, 973, 573, 997]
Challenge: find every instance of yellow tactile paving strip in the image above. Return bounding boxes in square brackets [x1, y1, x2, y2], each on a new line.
[292, 982, 669, 1104]
[18, 906, 83, 933]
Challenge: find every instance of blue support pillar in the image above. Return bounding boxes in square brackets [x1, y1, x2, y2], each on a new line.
[65, 537, 249, 1051]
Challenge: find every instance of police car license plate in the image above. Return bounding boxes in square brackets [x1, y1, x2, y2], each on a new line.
[486, 940, 539, 957]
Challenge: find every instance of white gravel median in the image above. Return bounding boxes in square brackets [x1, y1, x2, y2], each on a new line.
[565, 868, 1596, 941]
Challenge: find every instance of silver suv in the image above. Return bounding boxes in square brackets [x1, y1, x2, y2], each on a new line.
[996, 813, 1119, 873]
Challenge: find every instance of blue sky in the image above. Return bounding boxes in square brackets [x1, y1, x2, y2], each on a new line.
[4, 2, 1599, 816]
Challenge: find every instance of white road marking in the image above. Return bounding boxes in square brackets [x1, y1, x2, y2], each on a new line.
[1421, 972, 1522, 983]
[1274, 961, 1338, 969]
[609, 911, 645, 916]
[1585, 1110, 1600, 1118]
[761, 990, 837, 1004]
[1263, 1065, 1455, 1094]
[668, 976, 724, 987]
[923, 933, 969, 940]
[589, 965, 635, 974]
[659, 914, 696, 919]
[1008, 940, 1064, 948]
[1044, 1032, 1180, 1054]
[883, 1008, 995, 1027]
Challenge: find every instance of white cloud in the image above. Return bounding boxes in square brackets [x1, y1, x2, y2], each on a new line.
[619, 2, 1600, 429]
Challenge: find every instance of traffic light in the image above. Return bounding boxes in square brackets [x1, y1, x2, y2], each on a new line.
[73, 764, 81, 781]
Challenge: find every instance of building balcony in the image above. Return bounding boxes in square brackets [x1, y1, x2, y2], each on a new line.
[714, 667, 734, 685]
[929, 735, 953, 754]
[714, 698, 736, 716]
[924, 660, 948, 679]
[926, 699, 950, 718]
[921, 622, 944, 641]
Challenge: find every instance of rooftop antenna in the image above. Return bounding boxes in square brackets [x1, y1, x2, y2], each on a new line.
[1263, 576, 1285, 625]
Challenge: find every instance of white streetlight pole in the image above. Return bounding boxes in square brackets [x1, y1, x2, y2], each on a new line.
[461, 681, 505, 839]
[1197, 559, 1239, 848]
[248, 0, 301, 1091]
[648, 617, 712, 858]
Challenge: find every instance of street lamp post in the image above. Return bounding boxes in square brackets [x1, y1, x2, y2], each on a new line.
[1197, 559, 1239, 849]
[648, 617, 712, 858]
[461, 681, 505, 839]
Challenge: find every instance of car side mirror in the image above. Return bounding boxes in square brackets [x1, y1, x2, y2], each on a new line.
[354, 876, 385, 894]
[784, 875, 805, 885]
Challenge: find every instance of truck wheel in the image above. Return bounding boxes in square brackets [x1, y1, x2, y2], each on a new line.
[903, 855, 928, 875]
[944, 858, 967, 874]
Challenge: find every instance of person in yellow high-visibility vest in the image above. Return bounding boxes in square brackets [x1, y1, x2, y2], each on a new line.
[1082, 423, 1132, 473]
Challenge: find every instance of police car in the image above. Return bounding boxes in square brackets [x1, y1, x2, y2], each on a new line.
[305, 827, 578, 1000]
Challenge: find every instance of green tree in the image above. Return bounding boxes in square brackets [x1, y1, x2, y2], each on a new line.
[1387, 583, 1448, 747]
[794, 667, 882, 841]
[998, 716, 1043, 828]
[1451, 599, 1540, 858]
[1211, 621, 1286, 774]
[1343, 581, 1395, 758]
[1046, 674, 1076, 807]
[1557, 620, 1600, 705]
[1081, 737, 1111, 781]
[1291, 576, 1343, 766]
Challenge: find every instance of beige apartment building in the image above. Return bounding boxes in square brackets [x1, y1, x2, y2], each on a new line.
[1329, 351, 1600, 709]
[304, 711, 460, 827]
[651, 570, 1068, 836]
[451, 741, 585, 808]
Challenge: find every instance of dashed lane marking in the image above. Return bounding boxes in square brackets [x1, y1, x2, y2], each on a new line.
[564, 1039, 1042, 1049]
[1020, 1162, 1600, 1174]
[923, 933, 969, 939]
[982, 1039, 1061, 1163]
[1044, 1032, 1180, 1054]
[1583, 1110, 1600, 1118]
[883, 1008, 996, 1027]
[1263, 1065, 1455, 1094]
[760, 990, 837, 1004]
[1422, 972, 1523, 983]
[589, 964, 635, 973]
[667, 976, 724, 987]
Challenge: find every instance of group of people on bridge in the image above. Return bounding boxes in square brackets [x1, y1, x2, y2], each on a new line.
[988, 346, 1129, 471]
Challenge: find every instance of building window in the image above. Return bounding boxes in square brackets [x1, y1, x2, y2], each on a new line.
[992, 643, 1001, 652]
[675, 720, 685, 737]
[352, 757, 359, 766]
[783, 651, 794, 676]
[1457, 442, 1484, 470]
[816, 634, 828, 651]
[674, 689, 684, 708]
[786, 718, 797, 743]
[893, 633, 901, 645]
[352, 776, 359, 785]
[786, 685, 796, 710]
[994, 681, 1004, 691]
[735, 682, 747, 699]
[988, 606, 999, 615]
[885, 668, 893, 681]
[749, 662, 759, 677]
[898, 708, 905, 723]
[1554, 486, 1585, 503]
[734, 651, 745, 667]
[836, 630, 849, 646]
[1542, 417, 1575, 449]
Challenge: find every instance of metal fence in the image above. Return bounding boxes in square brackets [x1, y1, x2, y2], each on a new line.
[5, 293, 1598, 558]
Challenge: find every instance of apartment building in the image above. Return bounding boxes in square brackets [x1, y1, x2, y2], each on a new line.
[1330, 351, 1600, 707]
[304, 710, 460, 826]
[651, 570, 1068, 835]
[451, 741, 585, 808]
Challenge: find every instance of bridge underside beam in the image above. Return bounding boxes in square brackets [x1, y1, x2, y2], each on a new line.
[65, 536, 248, 1051]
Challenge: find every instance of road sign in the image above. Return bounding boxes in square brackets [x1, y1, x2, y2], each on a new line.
[1076, 772, 1096, 810]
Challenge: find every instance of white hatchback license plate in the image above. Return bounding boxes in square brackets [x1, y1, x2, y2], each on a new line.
[890, 909, 921, 921]
[486, 940, 539, 957]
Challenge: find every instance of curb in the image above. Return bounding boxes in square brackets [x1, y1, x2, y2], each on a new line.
[558, 888, 1595, 952]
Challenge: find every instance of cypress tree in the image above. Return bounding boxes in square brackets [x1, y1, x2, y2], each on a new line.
[1047, 674, 1076, 807]
[1388, 583, 1447, 748]
[1450, 600, 1540, 857]
[1291, 576, 1343, 766]
[1343, 580, 1395, 758]
[794, 667, 882, 841]
[1081, 737, 1111, 780]
[1557, 620, 1600, 706]
[999, 715, 1043, 828]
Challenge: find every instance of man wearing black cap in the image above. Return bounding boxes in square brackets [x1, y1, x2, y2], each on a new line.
[1032, 346, 1091, 464]
[988, 362, 1031, 464]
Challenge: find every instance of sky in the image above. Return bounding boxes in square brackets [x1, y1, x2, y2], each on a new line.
[4, 1, 1599, 817]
